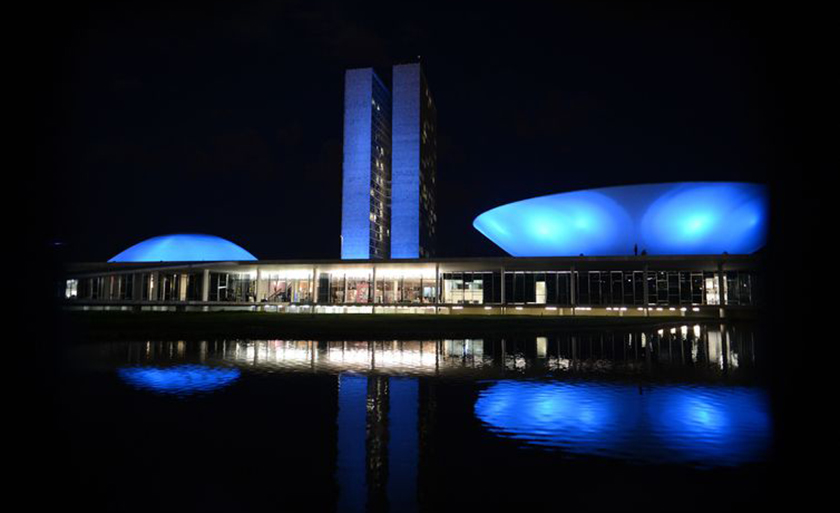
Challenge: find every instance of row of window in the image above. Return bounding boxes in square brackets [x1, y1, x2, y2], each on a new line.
[67, 270, 757, 307]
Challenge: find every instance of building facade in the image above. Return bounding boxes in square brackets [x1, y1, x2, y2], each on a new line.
[341, 63, 437, 261]
[341, 68, 393, 260]
[62, 254, 761, 318]
[392, 63, 437, 259]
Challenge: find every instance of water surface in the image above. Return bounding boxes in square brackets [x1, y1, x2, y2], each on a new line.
[56, 323, 774, 512]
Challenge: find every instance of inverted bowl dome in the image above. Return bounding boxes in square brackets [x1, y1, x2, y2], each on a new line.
[108, 234, 257, 262]
[473, 182, 768, 256]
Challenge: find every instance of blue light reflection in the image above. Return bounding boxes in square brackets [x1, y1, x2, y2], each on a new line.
[474, 380, 771, 466]
[109, 234, 257, 262]
[117, 364, 241, 396]
[473, 182, 768, 256]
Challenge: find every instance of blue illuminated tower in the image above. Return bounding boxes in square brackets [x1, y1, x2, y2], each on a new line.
[392, 62, 437, 259]
[341, 68, 392, 260]
[340, 63, 436, 260]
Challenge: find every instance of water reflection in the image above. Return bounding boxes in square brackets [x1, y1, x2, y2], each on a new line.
[117, 364, 240, 397]
[71, 323, 770, 511]
[109, 323, 757, 380]
[474, 380, 770, 466]
[337, 374, 419, 512]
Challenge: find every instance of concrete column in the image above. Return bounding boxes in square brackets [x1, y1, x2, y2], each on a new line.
[312, 266, 318, 304]
[500, 266, 505, 306]
[179, 274, 188, 302]
[717, 261, 726, 318]
[201, 269, 210, 302]
[150, 272, 160, 301]
[643, 265, 649, 317]
[254, 268, 263, 304]
[569, 265, 576, 315]
[371, 265, 377, 304]
[435, 263, 440, 313]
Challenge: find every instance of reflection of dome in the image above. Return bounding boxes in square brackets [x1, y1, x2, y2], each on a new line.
[117, 365, 241, 396]
[474, 380, 771, 466]
[108, 234, 257, 262]
[473, 182, 768, 256]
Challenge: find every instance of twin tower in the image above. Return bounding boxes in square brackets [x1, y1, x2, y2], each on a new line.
[340, 63, 437, 260]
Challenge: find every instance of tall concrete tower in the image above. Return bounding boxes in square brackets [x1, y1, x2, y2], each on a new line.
[340, 63, 436, 260]
[391, 62, 437, 259]
[340, 68, 392, 260]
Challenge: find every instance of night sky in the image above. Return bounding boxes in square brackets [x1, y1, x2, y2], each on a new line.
[29, 1, 823, 262]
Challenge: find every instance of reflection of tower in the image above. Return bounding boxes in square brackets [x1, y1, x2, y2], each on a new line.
[337, 373, 419, 513]
[388, 378, 418, 512]
[417, 378, 437, 513]
[337, 374, 368, 513]
[366, 375, 390, 511]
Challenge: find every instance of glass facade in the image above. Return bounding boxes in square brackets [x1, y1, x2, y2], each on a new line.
[263, 271, 313, 303]
[66, 262, 759, 310]
[312, 269, 436, 305]
[208, 272, 254, 302]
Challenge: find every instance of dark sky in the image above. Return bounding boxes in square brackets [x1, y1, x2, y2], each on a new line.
[30, 0, 823, 262]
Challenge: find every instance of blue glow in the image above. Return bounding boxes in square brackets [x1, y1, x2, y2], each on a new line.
[337, 374, 368, 512]
[388, 378, 418, 510]
[473, 182, 768, 256]
[640, 183, 769, 255]
[474, 380, 771, 466]
[391, 63, 422, 259]
[341, 68, 376, 260]
[117, 364, 240, 396]
[108, 234, 257, 262]
[645, 385, 772, 465]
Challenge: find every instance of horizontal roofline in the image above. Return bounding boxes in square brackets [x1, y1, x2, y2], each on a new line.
[65, 253, 761, 276]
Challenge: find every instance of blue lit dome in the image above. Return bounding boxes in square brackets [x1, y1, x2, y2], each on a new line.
[108, 234, 257, 262]
[473, 182, 768, 256]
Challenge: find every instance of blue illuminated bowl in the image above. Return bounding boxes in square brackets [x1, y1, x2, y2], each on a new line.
[109, 233, 257, 262]
[473, 182, 768, 256]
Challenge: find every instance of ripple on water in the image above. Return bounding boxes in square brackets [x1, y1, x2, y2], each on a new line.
[474, 380, 771, 467]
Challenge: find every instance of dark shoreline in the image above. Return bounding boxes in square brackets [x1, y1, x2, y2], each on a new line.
[61, 310, 752, 342]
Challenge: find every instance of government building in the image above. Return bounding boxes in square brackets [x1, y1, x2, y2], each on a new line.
[341, 63, 437, 260]
[61, 64, 767, 318]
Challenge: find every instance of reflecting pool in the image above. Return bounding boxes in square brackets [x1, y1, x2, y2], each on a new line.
[54, 322, 777, 512]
